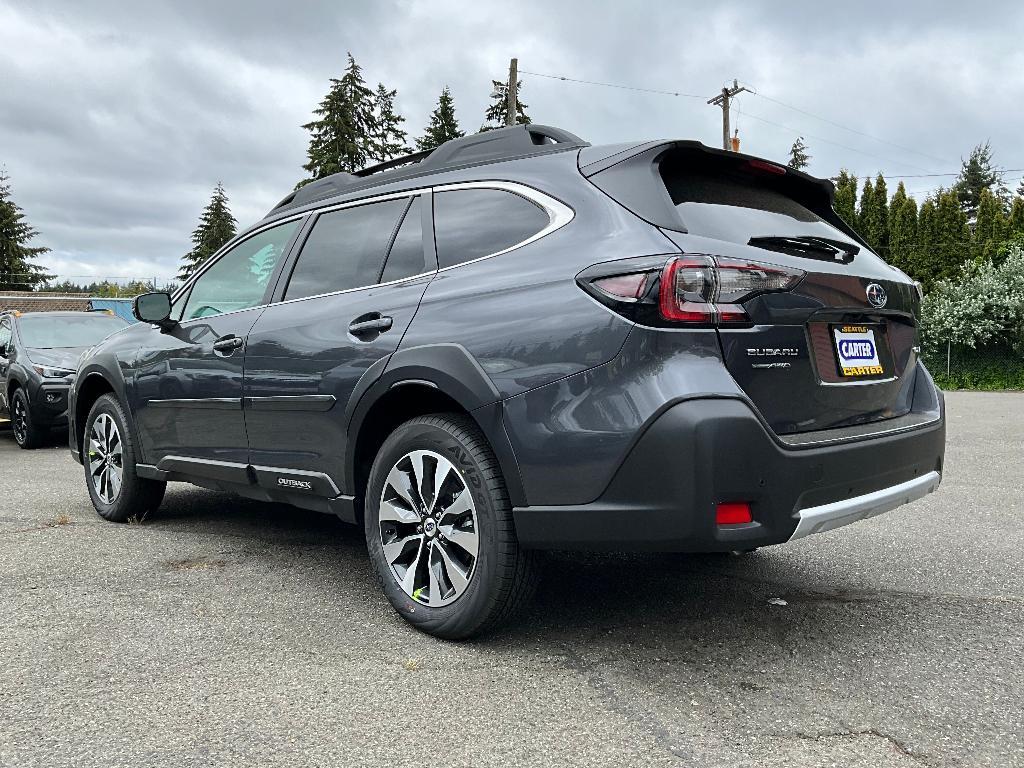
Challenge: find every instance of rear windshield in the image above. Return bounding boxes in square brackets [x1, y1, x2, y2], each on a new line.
[661, 165, 857, 247]
[18, 314, 127, 348]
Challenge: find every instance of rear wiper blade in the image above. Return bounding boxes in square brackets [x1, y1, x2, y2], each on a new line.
[747, 235, 860, 264]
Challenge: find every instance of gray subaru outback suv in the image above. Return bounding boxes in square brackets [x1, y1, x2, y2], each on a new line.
[69, 125, 945, 639]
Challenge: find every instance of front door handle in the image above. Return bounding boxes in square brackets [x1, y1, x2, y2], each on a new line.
[212, 335, 244, 355]
[348, 314, 393, 336]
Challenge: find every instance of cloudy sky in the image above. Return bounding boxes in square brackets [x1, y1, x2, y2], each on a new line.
[3, 0, 1023, 285]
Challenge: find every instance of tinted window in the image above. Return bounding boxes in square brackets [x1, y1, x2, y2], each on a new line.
[17, 315, 127, 348]
[661, 164, 858, 248]
[380, 197, 428, 283]
[433, 189, 549, 269]
[285, 199, 407, 300]
[182, 220, 299, 321]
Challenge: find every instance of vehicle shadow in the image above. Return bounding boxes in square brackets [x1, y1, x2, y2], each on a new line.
[150, 485, 915, 666]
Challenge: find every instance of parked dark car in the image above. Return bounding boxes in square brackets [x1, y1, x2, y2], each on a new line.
[0, 310, 128, 448]
[68, 125, 945, 639]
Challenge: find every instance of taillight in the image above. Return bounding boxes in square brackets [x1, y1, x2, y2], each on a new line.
[659, 256, 716, 323]
[659, 255, 803, 326]
[591, 272, 648, 300]
[577, 253, 803, 327]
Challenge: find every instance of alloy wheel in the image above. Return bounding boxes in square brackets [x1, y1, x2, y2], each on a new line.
[12, 396, 28, 445]
[88, 413, 123, 504]
[378, 449, 480, 607]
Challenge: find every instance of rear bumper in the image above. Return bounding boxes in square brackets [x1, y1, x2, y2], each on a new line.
[513, 393, 945, 552]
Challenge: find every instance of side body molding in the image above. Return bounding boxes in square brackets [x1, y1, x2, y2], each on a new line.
[343, 343, 527, 507]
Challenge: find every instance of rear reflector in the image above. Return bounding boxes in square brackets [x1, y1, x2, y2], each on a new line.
[716, 502, 752, 525]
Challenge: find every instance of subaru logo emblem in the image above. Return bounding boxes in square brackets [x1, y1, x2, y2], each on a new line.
[865, 283, 887, 308]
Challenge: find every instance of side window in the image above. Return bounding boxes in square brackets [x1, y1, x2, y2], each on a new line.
[181, 220, 299, 321]
[380, 197, 429, 283]
[284, 199, 407, 300]
[0, 320, 11, 355]
[433, 188, 549, 269]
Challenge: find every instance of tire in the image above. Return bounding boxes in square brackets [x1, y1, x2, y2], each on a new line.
[364, 413, 538, 640]
[83, 394, 166, 522]
[11, 388, 45, 449]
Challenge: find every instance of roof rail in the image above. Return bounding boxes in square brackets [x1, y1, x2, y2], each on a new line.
[269, 124, 588, 215]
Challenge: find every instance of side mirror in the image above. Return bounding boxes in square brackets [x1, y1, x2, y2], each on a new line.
[133, 292, 174, 327]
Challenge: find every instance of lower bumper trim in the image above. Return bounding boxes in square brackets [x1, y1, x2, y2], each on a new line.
[789, 470, 941, 541]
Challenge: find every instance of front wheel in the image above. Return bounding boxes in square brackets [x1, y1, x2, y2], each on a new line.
[11, 388, 45, 449]
[83, 394, 166, 522]
[364, 414, 538, 640]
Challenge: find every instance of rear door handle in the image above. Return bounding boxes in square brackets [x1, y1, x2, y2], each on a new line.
[212, 335, 244, 354]
[348, 314, 393, 336]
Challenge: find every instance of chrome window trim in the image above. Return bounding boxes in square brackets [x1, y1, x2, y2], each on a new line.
[170, 212, 307, 305]
[262, 181, 573, 308]
[430, 180, 575, 272]
[171, 181, 574, 315]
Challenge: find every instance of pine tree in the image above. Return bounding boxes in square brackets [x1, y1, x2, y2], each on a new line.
[1009, 197, 1024, 238]
[417, 86, 464, 151]
[858, 177, 875, 247]
[889, 194, 919, 277]
[481, 79, 530, 131]
[787, 137, 810, 171]
[953, 141, 1005, 220]
[867, 173, 889, 255]
[973, 187, 1008, 262]
[887, 181, 910, 269]
[369, 83, 408, 163]
[833, 170, 858, 230]
[300, 53, 376, 182]
[0, 170, 51, 291]
[930, 189, 971, 285]
[178, 183, 238, 281]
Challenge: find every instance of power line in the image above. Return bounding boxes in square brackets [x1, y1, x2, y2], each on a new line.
[866, 169, 1024, 179]
[528, 67, 942, 173]
[518, 69, 704, 99]
[751, 92, 947, 165]
[736, 106, 935, 173]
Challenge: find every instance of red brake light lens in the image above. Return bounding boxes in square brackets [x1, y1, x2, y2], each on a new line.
[659, 256, 715, 323]
[658, 256, 803, 326]
[747, 158, 787, 175]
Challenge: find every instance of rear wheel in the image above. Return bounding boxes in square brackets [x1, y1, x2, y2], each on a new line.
[11, 388, 45, 449]
[83, 394, 166, 522]
[364, 414, 538, 640]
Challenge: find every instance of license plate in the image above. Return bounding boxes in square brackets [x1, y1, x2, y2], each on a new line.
[833, 324, 884, 377]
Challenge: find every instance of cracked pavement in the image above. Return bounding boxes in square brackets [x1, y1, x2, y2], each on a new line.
[1, 391, 1021, 766]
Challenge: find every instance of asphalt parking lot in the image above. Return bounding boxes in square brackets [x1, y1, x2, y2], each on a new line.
[1, 391, 1021, 767]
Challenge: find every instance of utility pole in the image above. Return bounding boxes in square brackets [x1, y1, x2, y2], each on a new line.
[707, 79, 751, 151]
[505, 57, 518, 127]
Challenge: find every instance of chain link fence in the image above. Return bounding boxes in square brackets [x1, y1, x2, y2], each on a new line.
[921, 342, 1024, 391]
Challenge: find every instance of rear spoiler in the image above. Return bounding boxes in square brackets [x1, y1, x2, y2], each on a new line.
[579, 140, 866, 249]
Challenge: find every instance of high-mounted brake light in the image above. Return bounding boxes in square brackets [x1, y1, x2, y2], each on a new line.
[747, 158, 787, 175]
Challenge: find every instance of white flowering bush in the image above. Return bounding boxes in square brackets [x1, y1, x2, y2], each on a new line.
[920, 241, 1024, 354]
